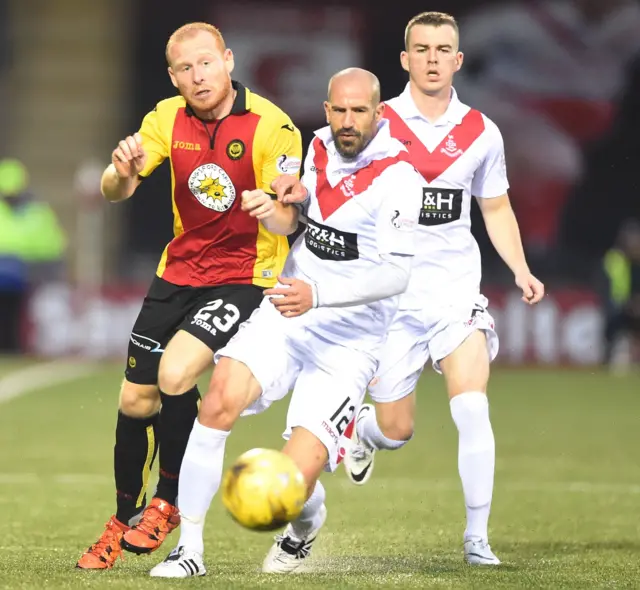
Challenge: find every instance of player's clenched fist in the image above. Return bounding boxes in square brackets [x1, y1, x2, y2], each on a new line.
[271, 175, 309, 204]
[112, 132, 147, 178]
[241, 189, 276, 220]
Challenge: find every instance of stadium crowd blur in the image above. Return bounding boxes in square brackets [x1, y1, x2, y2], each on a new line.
[1, 0, 639, 365]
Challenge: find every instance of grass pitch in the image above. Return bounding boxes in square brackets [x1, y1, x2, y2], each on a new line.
[0, 359, 639, 588]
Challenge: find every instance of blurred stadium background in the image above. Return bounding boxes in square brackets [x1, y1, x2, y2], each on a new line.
[1, 0, 639, 588]
[2, 0, 640, 366]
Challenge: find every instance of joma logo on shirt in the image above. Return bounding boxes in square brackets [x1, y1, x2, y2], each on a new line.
[173, 141, 201, 151]
[305, 219, 359, 261]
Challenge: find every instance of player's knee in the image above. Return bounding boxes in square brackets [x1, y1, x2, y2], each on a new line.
[198, 360, 254, 431]
[157, 355, 197, 395]
[378, 413, 414, 443]
[118, 381, 160, 418]
[375, 396, 415, 443]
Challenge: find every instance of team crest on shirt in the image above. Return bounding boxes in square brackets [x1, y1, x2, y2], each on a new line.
[441, 134, 463, 158]
[188, 163, 236, 212]
[226, 139, 245, 160]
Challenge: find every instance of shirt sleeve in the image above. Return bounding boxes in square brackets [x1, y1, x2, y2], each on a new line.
[295, 139, 318, 217]
[259, 114, 303, 193]
[375, 162, 423, 256]
[137, 106, 169, 178]
[314, 252, 411, 308]
[471, 119, 510, 199]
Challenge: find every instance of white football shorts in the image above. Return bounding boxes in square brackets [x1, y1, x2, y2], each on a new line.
[368, 294, 499, 403]
[215, 297, 375, 472]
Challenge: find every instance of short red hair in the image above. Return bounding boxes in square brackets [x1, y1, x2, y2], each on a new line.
[166, 22, 226, 64]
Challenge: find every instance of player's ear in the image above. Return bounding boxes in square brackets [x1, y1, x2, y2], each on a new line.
[400, 51, 409, 73]
[375, 101, 385, 122]
[224, 48, 235, 74]
[455, 51, 464, 72]
[168, 67, 178, 89]
[323, 101, 331, 124]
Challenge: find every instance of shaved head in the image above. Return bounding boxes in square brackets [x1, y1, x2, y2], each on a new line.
[328, 68, 380, 105]
[324, 67, 384, 159]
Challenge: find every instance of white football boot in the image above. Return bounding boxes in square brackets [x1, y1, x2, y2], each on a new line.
[262, 505, 327, 573]
[149, 545, 206, 577]
[343, 404, 376, 485]
[464, 539, 501, 565]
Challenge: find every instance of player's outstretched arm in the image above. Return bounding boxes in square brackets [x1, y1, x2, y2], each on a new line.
[101, 132, 146, 202]
[263, 253, 413, 318]
[241, 189, 299, 235]
[477, 193, 545, 304]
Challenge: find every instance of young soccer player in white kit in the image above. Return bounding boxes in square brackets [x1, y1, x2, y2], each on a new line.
[149, 68, 428, 578]
[343, 12, 545, 565]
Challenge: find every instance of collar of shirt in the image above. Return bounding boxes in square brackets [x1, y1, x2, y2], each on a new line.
[313, 119, 403, 174]
[391, 83, 468, 126]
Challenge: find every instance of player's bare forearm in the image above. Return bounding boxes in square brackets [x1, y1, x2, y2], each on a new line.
[477, 193, 529, 275]
[100, 164, 141, 202]
[260, 202, 299, 236]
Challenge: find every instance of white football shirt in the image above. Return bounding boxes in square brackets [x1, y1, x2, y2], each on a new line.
[385, 85, 509, 309]
[283, 119, 424, 352]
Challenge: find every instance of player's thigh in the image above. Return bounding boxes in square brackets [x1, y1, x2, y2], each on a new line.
[198, 356, 265, 430]
[439, 330, 490, 398]
[285, 347, 377, 473]
[368, 311, 427, 439]
[429, 297, 499, 399]
[125, 277, 194, 386]
[160, 284, 265, 393]
[211, 298, 300, 426]
[158, 330, 214, 394]
[118, 379, 161, 418]
[369, 310, 428, 403]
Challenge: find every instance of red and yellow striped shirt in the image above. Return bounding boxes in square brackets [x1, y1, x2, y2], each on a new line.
[137, 81, 302, 288]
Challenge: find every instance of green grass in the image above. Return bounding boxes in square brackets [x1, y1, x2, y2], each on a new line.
[1, 361, 639, 588]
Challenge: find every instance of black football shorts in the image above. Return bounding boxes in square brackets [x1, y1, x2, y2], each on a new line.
[124, 276, 264, 384]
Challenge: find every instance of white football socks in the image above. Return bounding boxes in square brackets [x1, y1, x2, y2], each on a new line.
[450, 391, 495, 542]
[290, 480, 326, 540]
[176, 419, 230, 555]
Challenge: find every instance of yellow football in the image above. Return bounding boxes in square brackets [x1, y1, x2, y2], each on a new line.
[221, 448, 307, 531]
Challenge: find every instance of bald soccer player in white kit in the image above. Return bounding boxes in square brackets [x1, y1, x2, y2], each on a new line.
[148, 68, 429, 578]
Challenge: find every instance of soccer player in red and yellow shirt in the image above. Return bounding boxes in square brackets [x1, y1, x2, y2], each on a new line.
[76, 22, 302, 570]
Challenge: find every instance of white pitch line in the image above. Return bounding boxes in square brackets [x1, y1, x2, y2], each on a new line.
[0, 359, 97, 404]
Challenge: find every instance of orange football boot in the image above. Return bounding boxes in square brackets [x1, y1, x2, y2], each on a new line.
[76, 516, 129, 569]
[121, 497, 180, 554]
